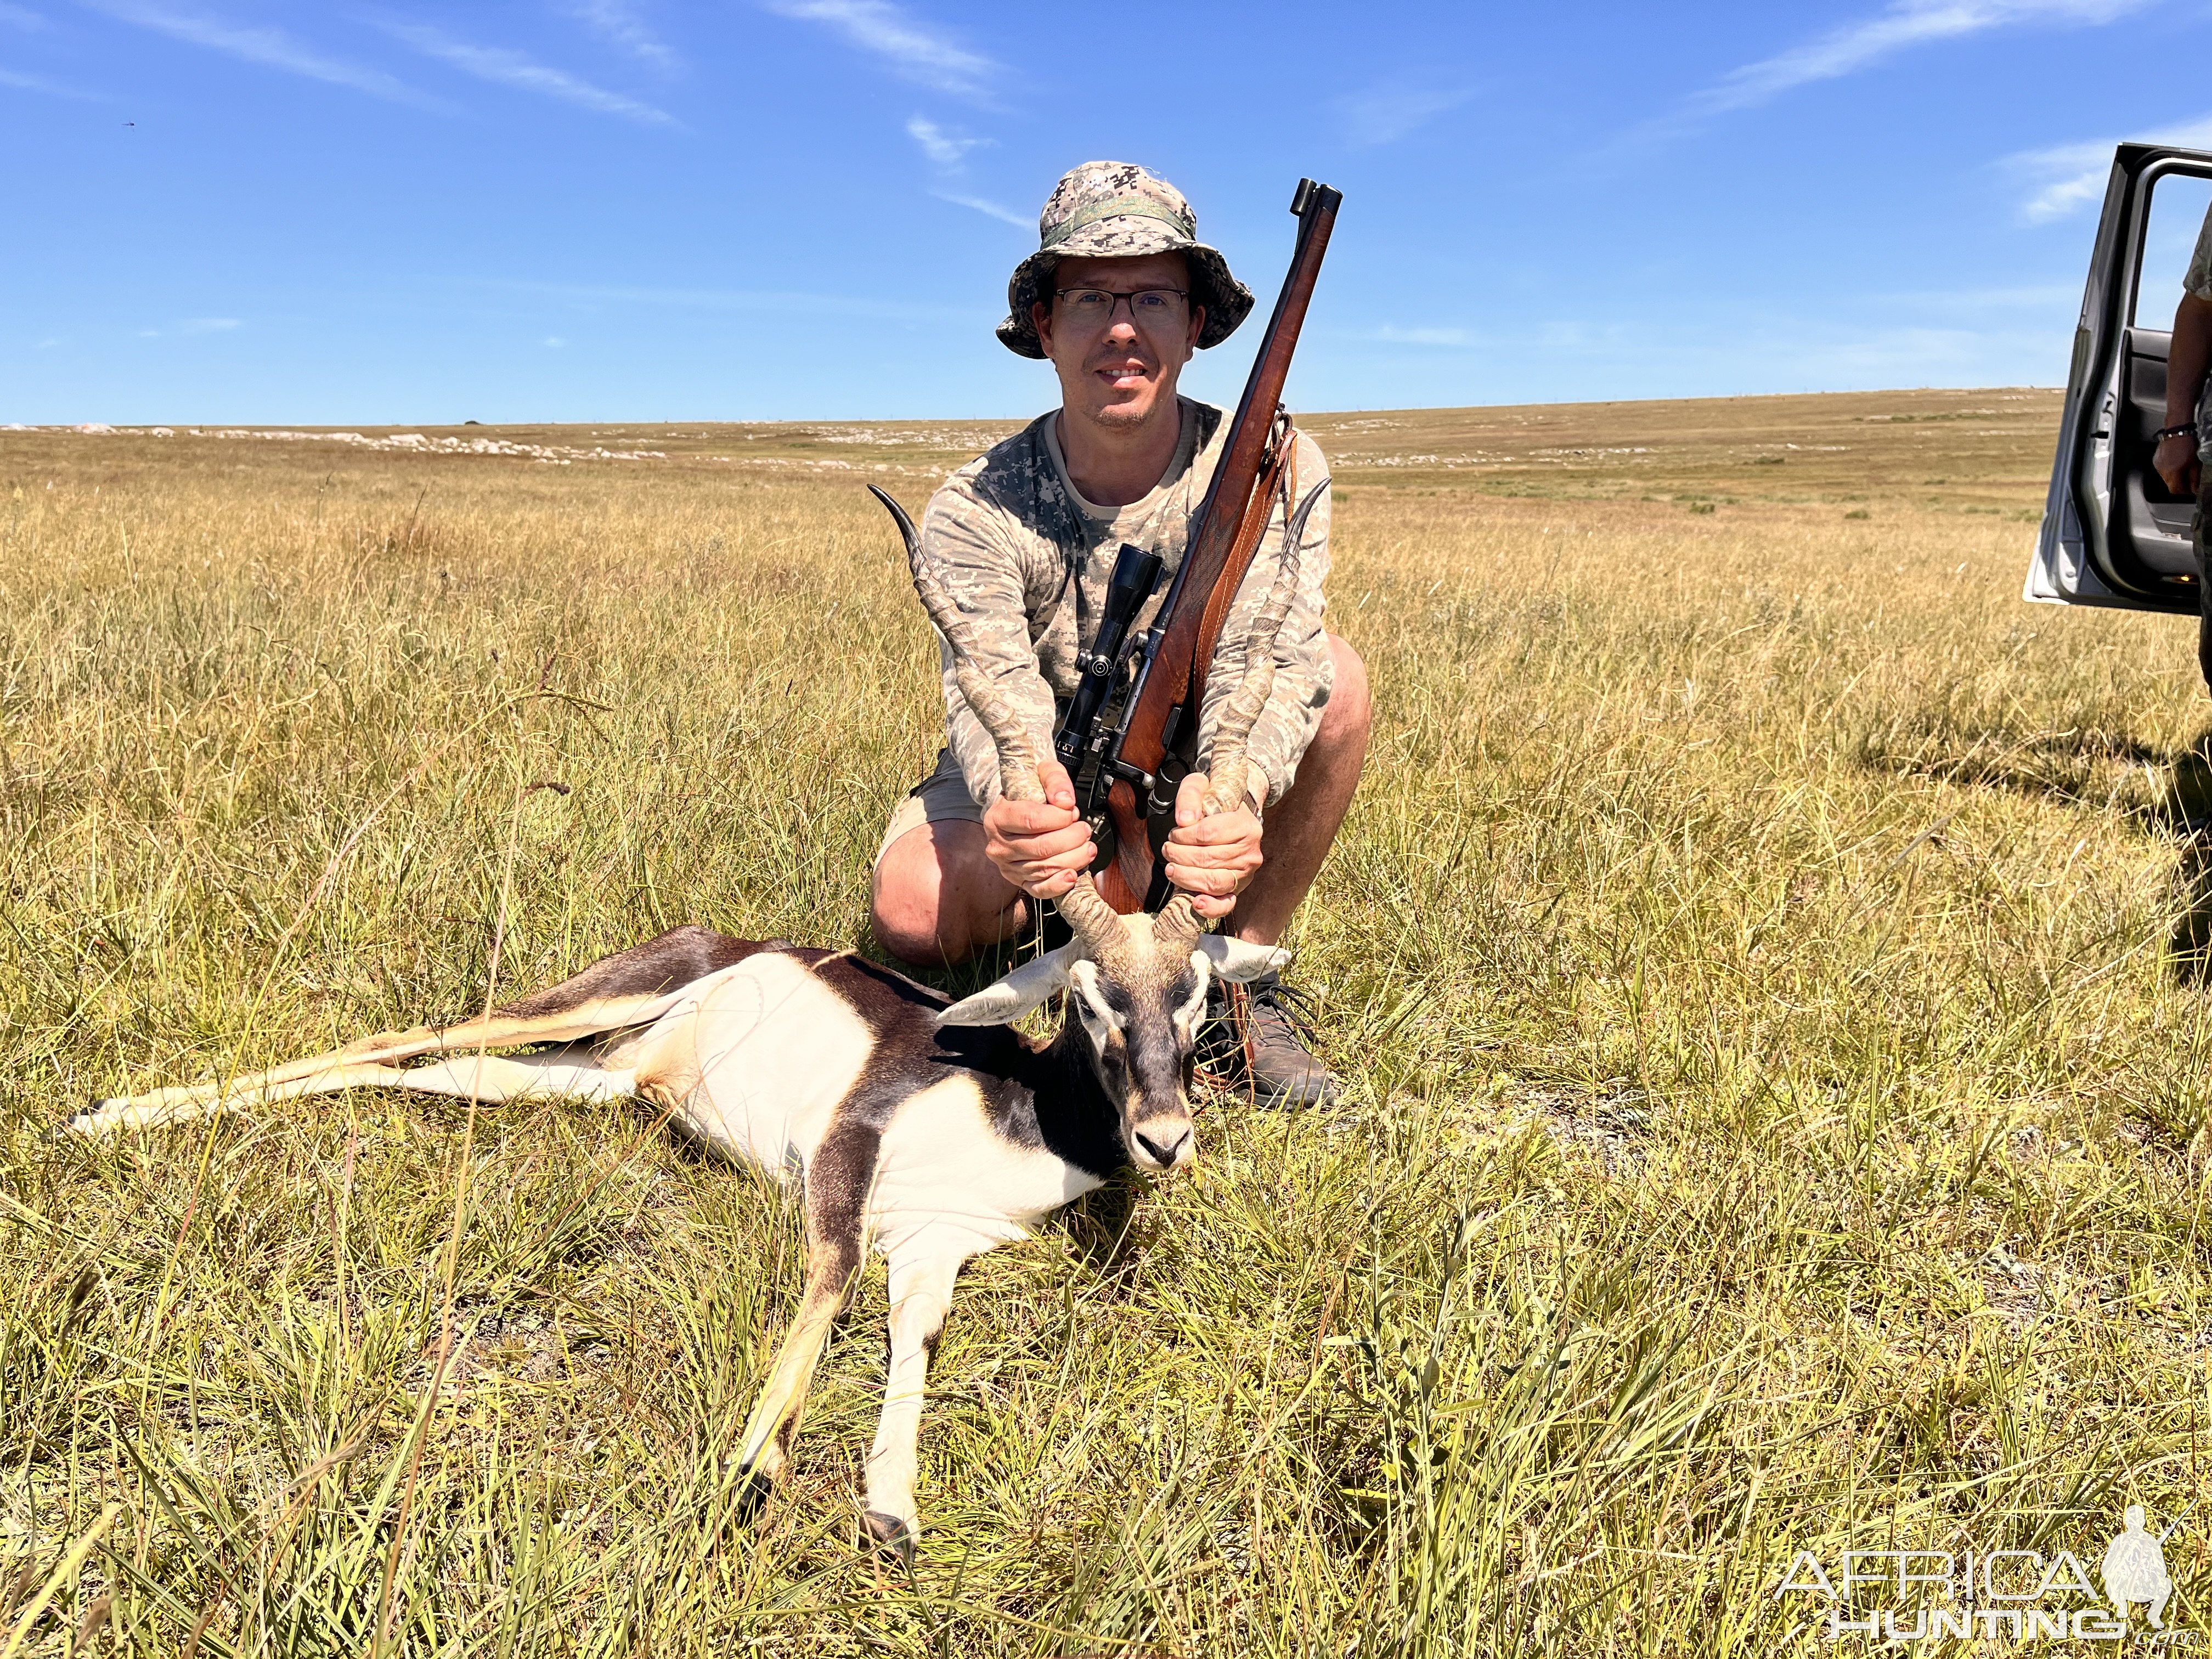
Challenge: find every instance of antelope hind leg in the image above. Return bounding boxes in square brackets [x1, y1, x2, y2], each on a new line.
[377, 1048, 635, 1106]
[860, 1248, 963, 1564]
[70, 1059, 430, 1135]
[67, 990, 698, 1139]
[67, 1038, 644, 1137]
[66, 923, 774, 1139]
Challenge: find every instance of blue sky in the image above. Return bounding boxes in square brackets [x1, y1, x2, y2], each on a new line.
[4, 0, 2212, 422]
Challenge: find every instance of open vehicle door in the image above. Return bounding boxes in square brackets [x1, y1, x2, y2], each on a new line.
[2028, 143, 2212, 612]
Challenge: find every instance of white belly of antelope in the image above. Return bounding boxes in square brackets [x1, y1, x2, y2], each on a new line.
[630, 953, 874, 1177]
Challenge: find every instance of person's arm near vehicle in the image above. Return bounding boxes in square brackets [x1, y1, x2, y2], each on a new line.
[2155, 206, 2212, 497]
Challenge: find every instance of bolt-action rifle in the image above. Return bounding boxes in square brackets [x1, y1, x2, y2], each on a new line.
[1054, 177, 1342, 915]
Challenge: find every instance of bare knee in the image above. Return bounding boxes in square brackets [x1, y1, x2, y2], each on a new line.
[871, 831, 961, 967]
[1321, 634, 1372, 747]
[870, 822, 1022, 969]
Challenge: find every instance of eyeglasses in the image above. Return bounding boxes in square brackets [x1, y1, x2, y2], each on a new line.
[1052, 287, 1192, 330]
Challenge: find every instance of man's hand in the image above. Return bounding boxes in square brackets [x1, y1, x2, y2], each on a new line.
[1164, 770, 1265, 919]
[981, 757, 1094, 900]
[2156, 431, 2203, 498]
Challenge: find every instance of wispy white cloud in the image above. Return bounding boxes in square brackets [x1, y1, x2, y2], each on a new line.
[1347, 308, 2068, 397]
[1331, 81, 1474, 148]
[376, 19, 675, 125]
[0, 4, 48, 30]
[1687, 0, 2151, 119]
[2004, 116, 2212, 222]
[2006, 138, 2119, 222]
[481, 275, 980, 323]
[557, 0, 676, 74]
[1353, 323, 1483, 347]
[761, 0, 998, 100]
[906, 113, 983, 168]
[82, 1, 431, 104]
[134, 317, 240, 338]
[1762, 323, 2058, 380]
[933, 190, 1026, 228]
[905, 115, 1019, 227]
[0, 62, 101, 96]
[1871, 283, 2079, 310]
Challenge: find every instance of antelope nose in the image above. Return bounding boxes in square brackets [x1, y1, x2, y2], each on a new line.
[1134, 1125, 1192, 1169]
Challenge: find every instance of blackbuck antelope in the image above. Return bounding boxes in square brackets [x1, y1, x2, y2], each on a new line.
[65, 483, 1321, 1559]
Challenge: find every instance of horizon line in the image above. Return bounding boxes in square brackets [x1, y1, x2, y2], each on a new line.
[1, 384, 2069, 432]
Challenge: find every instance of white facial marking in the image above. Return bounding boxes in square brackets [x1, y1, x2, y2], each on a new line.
[1173, 953, 1212, 1047]
[1066, 959, 1121, 1055]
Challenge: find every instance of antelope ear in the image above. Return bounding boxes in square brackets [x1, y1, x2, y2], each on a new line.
[934, 941, 1082, 1028]
[1196, 935, 1291, 983]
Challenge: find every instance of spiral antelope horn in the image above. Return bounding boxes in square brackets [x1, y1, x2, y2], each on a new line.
[870, 486, 1130, 961]
[1155, 476, 1331, 949]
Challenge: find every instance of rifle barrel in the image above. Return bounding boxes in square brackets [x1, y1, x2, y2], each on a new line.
[1114, 178, 1341, 783]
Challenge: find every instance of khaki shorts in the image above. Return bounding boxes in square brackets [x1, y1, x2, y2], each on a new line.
[874, 748, 984, 868]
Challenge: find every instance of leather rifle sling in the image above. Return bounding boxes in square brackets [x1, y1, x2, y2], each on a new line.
[1183, 422, 1297, 779]
[1103, 437, 1295, 915]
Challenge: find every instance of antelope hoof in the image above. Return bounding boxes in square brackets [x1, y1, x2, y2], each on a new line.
[862, 1509, 916, 1567]
[61, 1104, 116, 1141]
[728, 1462, 777, 1524]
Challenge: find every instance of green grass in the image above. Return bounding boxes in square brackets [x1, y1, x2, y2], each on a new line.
[4, 390, 2212, 1655]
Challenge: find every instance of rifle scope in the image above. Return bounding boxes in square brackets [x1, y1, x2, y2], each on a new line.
[1054, 540, 1163, 779]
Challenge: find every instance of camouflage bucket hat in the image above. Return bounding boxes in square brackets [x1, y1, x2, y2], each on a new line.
[998, 161, 1255, 359]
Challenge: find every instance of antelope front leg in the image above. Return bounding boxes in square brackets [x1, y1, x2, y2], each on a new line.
[861, 1250, 963, 1564]
[730, 1118, 878, 1510]
[730, 1257, 857, 1504]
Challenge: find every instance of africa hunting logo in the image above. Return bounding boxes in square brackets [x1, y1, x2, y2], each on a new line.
[1775, 1506, 2190, 1643]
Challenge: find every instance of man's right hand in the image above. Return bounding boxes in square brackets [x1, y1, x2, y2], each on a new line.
[981, 757, 1096, 900]
[2157, 431, 2204, 498]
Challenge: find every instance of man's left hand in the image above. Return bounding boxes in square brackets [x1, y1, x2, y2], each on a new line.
[1164, 770, 1264, 919]
[2157, 430, 2204, 498]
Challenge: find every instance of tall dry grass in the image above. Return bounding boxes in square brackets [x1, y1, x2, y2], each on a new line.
[5, 391, 2212, 1655]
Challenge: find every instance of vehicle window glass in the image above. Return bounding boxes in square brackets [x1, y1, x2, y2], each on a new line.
[2130, 171, 2212, 326]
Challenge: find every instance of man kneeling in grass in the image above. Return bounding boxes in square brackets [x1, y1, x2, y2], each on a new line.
[870, 161, 1372, 1108]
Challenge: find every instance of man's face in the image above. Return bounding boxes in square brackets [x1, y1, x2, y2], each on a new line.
[1033, 252, 1205, 433]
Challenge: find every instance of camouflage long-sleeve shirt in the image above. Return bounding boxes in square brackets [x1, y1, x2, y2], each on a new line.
[919, 396, 1334, 811]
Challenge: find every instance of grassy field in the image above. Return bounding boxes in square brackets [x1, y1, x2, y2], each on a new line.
[7, 384, 2212, 1655]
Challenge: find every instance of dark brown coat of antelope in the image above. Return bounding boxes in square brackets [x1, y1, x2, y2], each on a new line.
[66, 483, 1315, 1559]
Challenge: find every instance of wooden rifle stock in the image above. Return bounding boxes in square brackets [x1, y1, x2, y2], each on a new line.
[1096, 178, 1342, 913]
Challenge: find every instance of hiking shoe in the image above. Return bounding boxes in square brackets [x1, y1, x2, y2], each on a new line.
[1196, 970, 1341, 1110]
